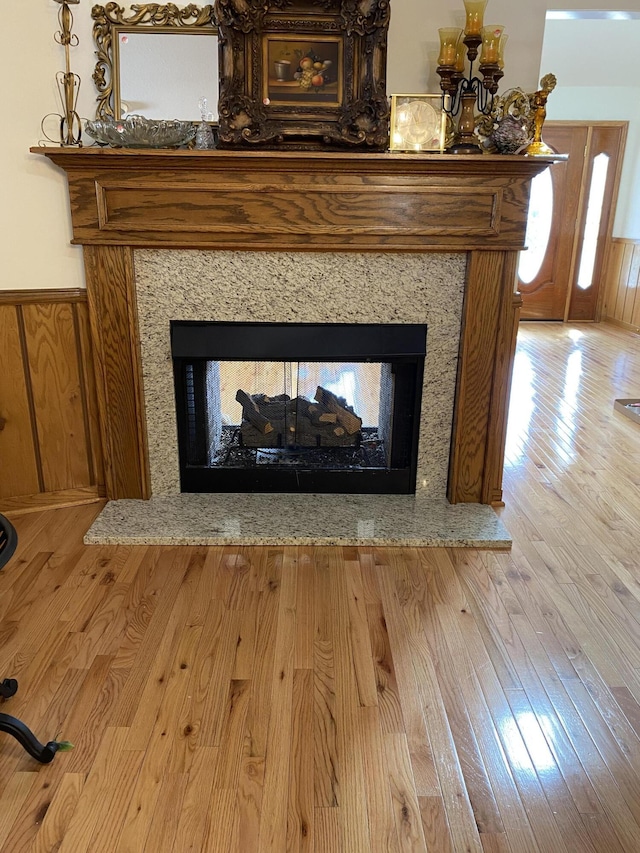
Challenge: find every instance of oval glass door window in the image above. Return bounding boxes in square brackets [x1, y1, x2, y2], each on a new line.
[518, 168, 554, 284]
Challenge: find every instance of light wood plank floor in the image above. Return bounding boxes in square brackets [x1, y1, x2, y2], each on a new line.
[2, 321, 640, 852]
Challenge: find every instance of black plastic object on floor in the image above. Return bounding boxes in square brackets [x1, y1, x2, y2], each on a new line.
[0, 513, 60, 764]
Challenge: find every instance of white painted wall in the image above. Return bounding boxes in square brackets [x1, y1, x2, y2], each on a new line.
[1, 3, 93, 290]
[389, 0, 547, 96]
[540, 19, 640, 239]
[2, 1, 639, 289]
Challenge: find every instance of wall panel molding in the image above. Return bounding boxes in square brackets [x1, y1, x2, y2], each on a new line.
[0, 289, 88, 305]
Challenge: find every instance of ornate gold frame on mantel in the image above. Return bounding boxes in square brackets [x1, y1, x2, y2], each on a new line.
[91, 3, 217, 120]
[214, 0, 390, 149]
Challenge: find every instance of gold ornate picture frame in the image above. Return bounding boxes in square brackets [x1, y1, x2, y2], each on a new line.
[389, 95, 449, 153]
[214, 0, 390, 149]
[91, 4, 218, 121]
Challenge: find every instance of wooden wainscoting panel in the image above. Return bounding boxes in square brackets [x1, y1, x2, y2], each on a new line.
[616, 242, 636, 321]
[22, 302, 92, 491]
[625, 243, 640, 329]
[602, 239, 640, 333]
[0, 306, 41, 499]
[603, 239, 629, 321]
[621, 243, 640, 327]
[0, 290, 104, 510]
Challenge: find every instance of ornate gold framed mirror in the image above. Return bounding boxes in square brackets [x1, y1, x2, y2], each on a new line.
[92, 4, 218, 122]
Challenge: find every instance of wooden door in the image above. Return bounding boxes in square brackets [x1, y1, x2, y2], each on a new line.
[518, 125, 587, 319]
[567, 124, 627, 321]
[519, 122, 627, 321]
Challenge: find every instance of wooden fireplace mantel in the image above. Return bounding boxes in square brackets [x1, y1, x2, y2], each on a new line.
[32, 147, 554, 505]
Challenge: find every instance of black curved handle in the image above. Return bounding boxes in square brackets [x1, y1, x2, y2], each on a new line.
[0, 713, 59, 764]
[0, 513, 18, 570]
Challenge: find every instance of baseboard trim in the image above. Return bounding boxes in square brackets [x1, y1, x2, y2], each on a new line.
[0, 486, 104, 516]
[602, 317, 640, 335]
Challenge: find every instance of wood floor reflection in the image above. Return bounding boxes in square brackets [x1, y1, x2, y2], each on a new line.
[1, 321, 640, 851]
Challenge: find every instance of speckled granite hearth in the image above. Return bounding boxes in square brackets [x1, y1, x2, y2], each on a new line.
[84, 249, 511, 547]
[85, 494, 510, 548]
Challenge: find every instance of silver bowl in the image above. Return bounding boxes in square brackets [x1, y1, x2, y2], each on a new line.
[84, 115, 196, 149]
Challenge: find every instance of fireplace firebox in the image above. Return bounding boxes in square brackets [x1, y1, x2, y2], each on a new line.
[171, 322, 427, 494]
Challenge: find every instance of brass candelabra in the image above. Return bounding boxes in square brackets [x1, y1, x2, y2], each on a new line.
[41, 0, 82, 146]
[436, 0, 506, 154]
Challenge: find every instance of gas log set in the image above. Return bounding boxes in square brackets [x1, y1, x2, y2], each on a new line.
[236, 386, 363, 448]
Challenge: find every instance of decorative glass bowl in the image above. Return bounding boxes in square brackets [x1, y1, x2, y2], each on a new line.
[84, 115, 196, 149]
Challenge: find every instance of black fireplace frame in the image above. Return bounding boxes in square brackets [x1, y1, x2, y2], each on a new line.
[171, 322, 426, 495]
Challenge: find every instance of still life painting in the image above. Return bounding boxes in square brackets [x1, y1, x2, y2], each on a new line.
[264, 36, 343, 108]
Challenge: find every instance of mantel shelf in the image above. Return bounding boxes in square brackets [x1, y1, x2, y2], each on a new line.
[31, 146, 554, 253]
[32, 144, 555, 175]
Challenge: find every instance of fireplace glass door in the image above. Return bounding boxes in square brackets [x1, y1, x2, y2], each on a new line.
[171, 323, 426, 494]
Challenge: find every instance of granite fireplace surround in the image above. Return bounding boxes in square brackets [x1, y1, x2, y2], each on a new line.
[34, 148, 552, 547]
[138, 250, 462, 498]
[89, 249, 505, 546]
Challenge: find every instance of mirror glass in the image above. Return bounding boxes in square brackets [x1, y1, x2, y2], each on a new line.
[92, 5, 219, 123]
[117, 31, 219, 121]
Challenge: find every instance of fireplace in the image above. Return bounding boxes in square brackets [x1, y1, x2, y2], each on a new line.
[33, 146, 554, 518]
[171, 321, 426, 494]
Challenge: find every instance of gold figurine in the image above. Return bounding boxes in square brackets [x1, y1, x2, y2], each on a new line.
[525, 73, 557, 156]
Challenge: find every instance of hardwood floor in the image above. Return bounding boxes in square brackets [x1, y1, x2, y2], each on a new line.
[1, 321, 640, 851]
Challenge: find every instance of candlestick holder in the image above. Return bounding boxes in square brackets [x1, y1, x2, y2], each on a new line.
[435, 1, 506, 154]
[40, 0, 82, 147]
